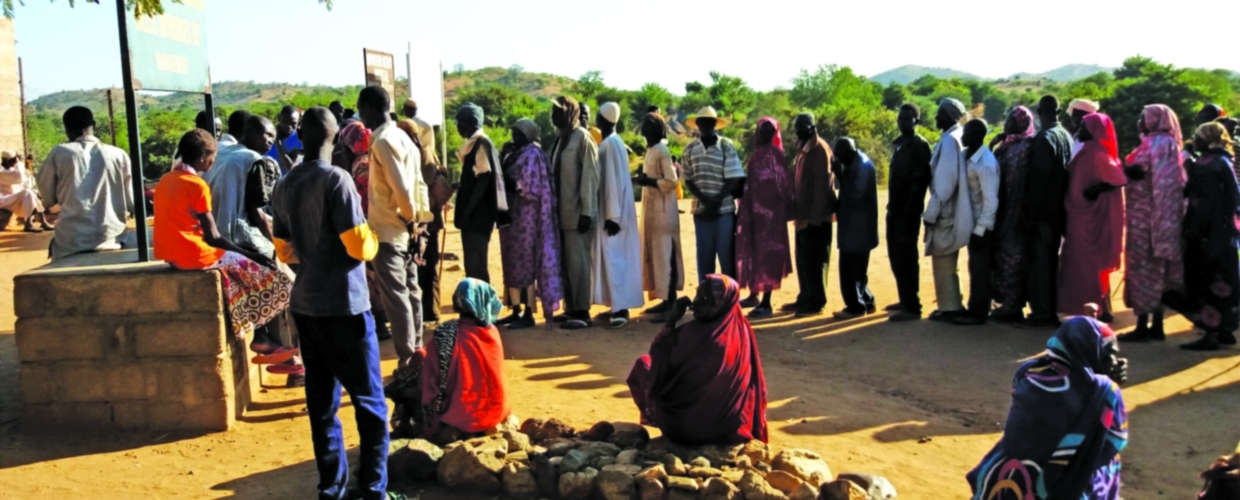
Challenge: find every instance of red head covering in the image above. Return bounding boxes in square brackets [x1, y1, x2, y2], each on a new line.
[339, 121, 371, 156]
[1082, 113, 1119, 163]
[1138, 104, 1183, 151]
[757, 117, 782, 153]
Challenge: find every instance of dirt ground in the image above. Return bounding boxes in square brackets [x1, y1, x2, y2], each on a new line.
[1, 194, 1238, 499]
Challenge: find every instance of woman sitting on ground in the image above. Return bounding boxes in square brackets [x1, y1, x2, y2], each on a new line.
[967, 316, 1129, 500]
[153, 129, 293, 338]
[386, 278, 510, 443]
[626, 274, 768, 445]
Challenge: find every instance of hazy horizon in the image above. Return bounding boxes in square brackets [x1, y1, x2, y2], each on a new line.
[9, 0, 1235, 99]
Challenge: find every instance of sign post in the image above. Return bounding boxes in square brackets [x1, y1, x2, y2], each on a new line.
[363, 49, 395, 111]
[114, 0, 211, 261]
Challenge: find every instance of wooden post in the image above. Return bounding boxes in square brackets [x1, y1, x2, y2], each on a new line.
[17, 57, 29, 163]
[106, 89, 118, 146]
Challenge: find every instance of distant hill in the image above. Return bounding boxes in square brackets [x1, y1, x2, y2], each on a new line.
[28, 66, 576, 114]
[870, 65, 982, 85]
[1008, 64, 1113, 82]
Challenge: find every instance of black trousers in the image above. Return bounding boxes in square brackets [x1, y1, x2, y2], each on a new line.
[794, 223, 832, 312]
[461, 230, 491, 283]
[839, 250, 875, 312]
[418, 226, 442, 322]
[886, 220, 922, 313]
[1026, 222, 1060, 319]
[966, 231, 995, 318]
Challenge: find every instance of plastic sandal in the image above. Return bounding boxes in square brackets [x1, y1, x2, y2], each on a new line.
[267, 362, 306, 375]
[251, 346, 299, 364]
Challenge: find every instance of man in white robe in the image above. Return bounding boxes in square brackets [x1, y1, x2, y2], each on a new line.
[591, 102, 643, 328]
[0, 151, 50, 232]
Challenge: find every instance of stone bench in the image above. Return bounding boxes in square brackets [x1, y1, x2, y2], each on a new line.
[13, 249, 259, 431]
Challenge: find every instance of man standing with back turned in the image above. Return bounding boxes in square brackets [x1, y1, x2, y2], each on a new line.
[885, 104, 932, 321]
[271, 107, 388, 500]
[1023, 95, 1073, 327]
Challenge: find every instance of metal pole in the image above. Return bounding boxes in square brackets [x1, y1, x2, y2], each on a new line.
[116, 0, 150, 261]
[17, 57, 29, 163]
[106, 89, 118, 146]
[203, 92, 215, 136]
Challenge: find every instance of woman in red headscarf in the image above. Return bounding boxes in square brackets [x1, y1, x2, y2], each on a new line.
[735, 117, 793, 318]
[626, 274, 768, 444]
[1059, 113, 1127, 320]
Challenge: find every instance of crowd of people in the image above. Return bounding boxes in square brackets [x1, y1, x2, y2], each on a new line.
[22, 83, 1240, 498]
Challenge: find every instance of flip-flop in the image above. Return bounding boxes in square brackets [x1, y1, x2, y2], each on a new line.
[608, 316, 629, 329]
[267, 362, 306, 375]
[249, 341, 281, 355]
[561, 318, 592, 330]
[252, 346, 299, 364]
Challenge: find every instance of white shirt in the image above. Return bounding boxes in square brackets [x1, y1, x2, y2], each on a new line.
[367, 120, 431, 247]
[37, 135, 133, 259]
[965, 146, 1000, 236]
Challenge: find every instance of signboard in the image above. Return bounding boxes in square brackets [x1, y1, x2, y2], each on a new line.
[125, 0, 210, 93]
[364, 49, 396, 111]
[407, 44, 444, 126]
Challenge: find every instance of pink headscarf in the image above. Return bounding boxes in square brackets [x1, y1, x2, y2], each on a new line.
[1001, 106, 1036, 147]
[1138, 104, 1183, 153]
[757, 117, 782, 153]
[339, 121, 371, 156]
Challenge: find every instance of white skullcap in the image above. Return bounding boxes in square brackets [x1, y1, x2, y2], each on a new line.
[599, 102, 621, 125]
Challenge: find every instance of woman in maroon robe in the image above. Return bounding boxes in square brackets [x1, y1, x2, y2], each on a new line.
[735, 117, 794, 318]
[626, 274, 768, 444]
[1059, 113, 1127, 321]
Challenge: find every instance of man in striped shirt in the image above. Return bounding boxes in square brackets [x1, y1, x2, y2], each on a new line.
[682, 106, 746, 285]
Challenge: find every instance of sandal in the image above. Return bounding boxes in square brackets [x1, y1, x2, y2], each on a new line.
[608, 316, 629, 329]
[267, 361, 306, 375]
[252, 346, 299, 364]
[249, 340, 281, 355]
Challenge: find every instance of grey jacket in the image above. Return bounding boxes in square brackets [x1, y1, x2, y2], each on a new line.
[551, 127, 600, 231]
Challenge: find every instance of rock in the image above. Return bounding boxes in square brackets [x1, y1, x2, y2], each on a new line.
[688, 466, 724, 478]
[720, 468, 745, 483]
[836, 473, 897, 500]
[595, 467, 637, 500]
[790, 482, 819, 500]
[765, 470, 805, 495]
[519, 417, 545, 436]
[698, 443, 745, 466]
[617, 449, 640, 465]
[701, 476, 743, 500]
[689, 456, 711, 468]
[488, 413, 521, 435]
[578, 440, 623, 457]
[820, 479, 868, 500]
[609, 422, 651, 448]
[604, 464, 644, 475]
[505, 450, 530, 464]
[533, 418, 576, 443]
[663, 454, 688, 475]
[545, 438, 576, 456]
[558, 467, 598, 499]
[501, 462, 539, 498]
[636, 463, 668, 483]
[667, 490, 698, 500]
[735, 455, 753, 469]
[530, 452, 559, 498]
[436, 439, 506, 493]
[561, 449, 591, 473]
[581, 421, 616, 441]
[739, 470, 790, 500]
[666, 475, 700, 492]
[636, 476, 665, 500]
[741, 440, 772, 463]
[593, 455, 617, 468]
[500, 429, 532, 453]
[386, 439, 413, 479]
[402, 438, 444, 480]
[771, 449, 832, 485]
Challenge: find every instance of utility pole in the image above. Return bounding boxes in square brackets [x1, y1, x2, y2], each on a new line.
[115, 0, 149, 261]
[17, 57, 29, 163]
[106, 89, 118, 146]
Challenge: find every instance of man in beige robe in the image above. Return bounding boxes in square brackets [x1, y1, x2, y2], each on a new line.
[634, 112, 684, 321]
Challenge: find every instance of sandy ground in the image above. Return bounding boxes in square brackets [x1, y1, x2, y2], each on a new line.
[1, 194, 1238, 499]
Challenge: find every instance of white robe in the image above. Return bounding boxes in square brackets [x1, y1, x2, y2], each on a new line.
[591, 133, 644, 310]
[0, 163, 43, 218]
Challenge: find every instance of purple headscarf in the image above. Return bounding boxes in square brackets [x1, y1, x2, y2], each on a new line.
[1002, 106, 1036, 147]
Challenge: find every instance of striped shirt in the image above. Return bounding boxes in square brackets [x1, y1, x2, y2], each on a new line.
[682, 137, 745, 215]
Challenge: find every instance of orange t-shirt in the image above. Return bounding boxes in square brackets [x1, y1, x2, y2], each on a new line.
[153, 170, 226, 269]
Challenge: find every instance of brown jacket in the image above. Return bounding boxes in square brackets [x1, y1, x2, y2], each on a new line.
[793, 136, 837, 224]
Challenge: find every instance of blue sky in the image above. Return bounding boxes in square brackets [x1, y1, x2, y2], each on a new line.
[10, 0, 1233, 99]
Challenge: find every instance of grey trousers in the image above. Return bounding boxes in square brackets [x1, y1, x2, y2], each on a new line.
[374, 241, 422, 366]
[561, 229, 593, 313]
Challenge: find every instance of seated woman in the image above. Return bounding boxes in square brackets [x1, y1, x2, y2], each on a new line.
[626, 274, 768, 445]
[387, 278, 510, 443]
[968, 316, 1129, 500]
[153, 129, 293, 338]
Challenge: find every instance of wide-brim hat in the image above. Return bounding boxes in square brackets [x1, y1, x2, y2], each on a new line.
[686, 106, 729, 130]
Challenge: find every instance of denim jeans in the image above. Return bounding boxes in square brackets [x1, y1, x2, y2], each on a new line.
[693, 213, 736, 285]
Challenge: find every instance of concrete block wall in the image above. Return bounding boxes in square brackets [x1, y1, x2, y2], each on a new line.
[13, 251, 253, 432]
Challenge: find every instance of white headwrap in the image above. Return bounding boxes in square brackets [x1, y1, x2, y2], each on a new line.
[1068, 98, 1100, 114]
[599, 102, 621, 125]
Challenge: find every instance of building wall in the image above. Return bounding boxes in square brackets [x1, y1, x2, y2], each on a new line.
[0, 18, 24, 157]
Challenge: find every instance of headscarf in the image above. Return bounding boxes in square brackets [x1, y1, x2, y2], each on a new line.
[1195, 122, 1235, 156]
[339, 121, 371, 156]
[1001, 106, 1035, 147]
[455, 103, 484, 131]
[756, 117, 783, 153]
[693, 274, 741, 322]
[453, 277, 503, 327]
[553, 96, 580, 132]
[968, 317, 1127, 499]
[1083, 113, 1119, 162]
[511, 118, 540, 145]
[939, 98, 967, 123]
[1139, 103, 1183, 149]
[1068, 98, 1101, 115]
